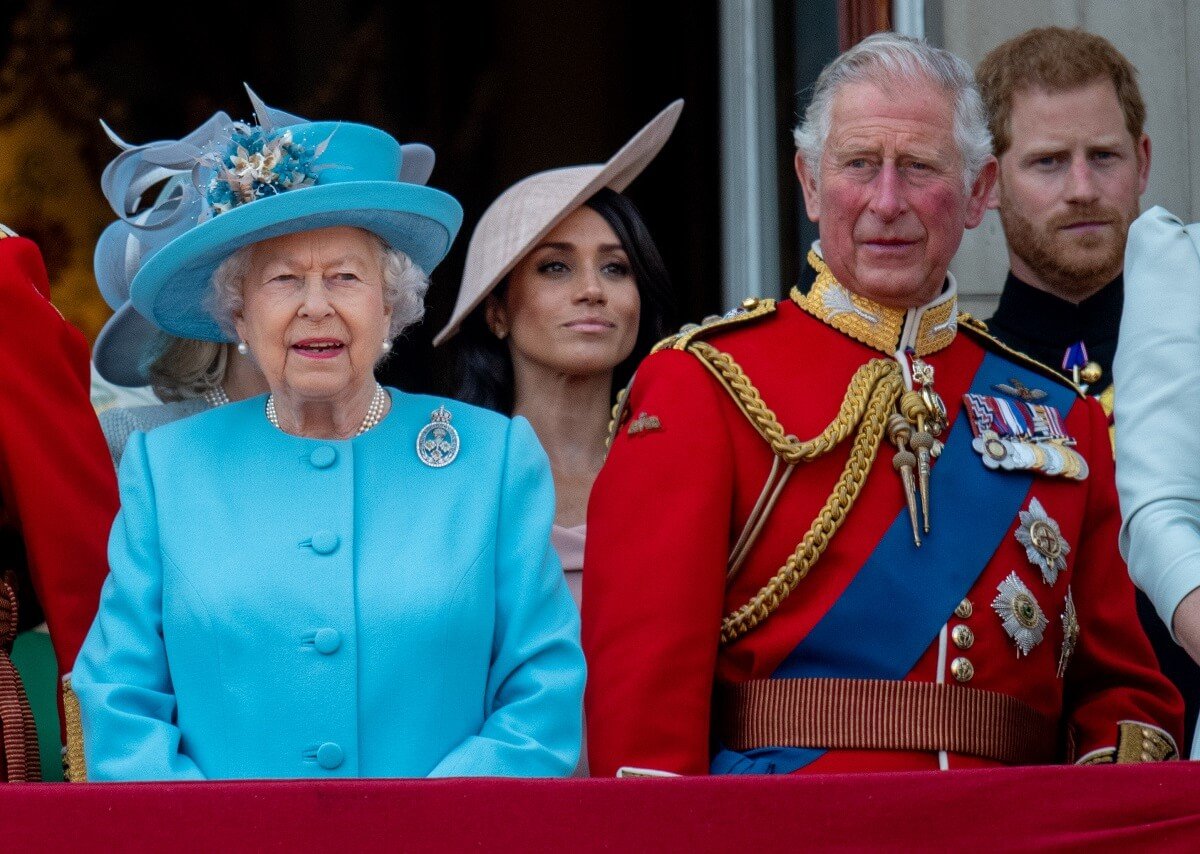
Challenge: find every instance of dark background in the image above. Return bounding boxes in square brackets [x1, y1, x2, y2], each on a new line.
[0, 0, 840, 394]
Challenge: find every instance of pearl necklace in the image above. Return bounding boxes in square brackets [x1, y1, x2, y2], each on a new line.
[203, 386, 231, 408]
[266, 382, 389, 438]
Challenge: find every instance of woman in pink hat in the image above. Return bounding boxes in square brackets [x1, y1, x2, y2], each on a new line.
[435, 102, 682, 609]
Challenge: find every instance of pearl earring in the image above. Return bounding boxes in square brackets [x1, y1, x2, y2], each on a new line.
[381, 339, 393, 354]
[236, 341, 248, 355]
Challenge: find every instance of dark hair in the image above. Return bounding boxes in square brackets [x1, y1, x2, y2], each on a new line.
[455, 187, 676, 413]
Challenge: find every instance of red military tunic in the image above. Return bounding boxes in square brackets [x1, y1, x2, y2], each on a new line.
[583, 261, 1182, 777]
[0, 236, 119, 737]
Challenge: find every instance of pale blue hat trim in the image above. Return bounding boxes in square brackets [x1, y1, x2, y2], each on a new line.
[93, 301, 164, 388]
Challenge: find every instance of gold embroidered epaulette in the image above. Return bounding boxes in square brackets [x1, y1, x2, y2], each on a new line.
[605, 299, 776, 449]
[651, 297, 778, 353]
[957, 313, 1085, 399]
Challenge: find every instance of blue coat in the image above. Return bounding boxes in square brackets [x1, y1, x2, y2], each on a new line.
[72, 390, 585, 779]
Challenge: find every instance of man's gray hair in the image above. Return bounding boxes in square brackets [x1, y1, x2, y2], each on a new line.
[793, 32, 993, 192]
[206, 231, 429, 357]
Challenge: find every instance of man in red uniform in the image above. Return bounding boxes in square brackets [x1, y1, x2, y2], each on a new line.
[583, 33, 1182, 776]
[0, 228, 119, 781]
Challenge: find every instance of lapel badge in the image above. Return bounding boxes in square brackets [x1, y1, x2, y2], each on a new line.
[992, 572, 1048, 657]
[993, 378, 1048, 402]
[627, 412, 662, 436]
[417, 404, 460, 468]
[1014, 497, 1070, 585]
[1057, 587, 1079, 678]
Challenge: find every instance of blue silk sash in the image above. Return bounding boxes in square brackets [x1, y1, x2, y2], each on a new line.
[712, 352, 1077, 774]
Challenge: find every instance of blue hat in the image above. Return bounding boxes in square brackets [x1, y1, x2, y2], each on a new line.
[105, 86, 460, 343]
[93, 118, 220, 387]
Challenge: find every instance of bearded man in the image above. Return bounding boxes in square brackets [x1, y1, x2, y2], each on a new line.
[978, 28, 1199, 751]
[979, 27, 1147, 396]
[582, 33, 1181, 776]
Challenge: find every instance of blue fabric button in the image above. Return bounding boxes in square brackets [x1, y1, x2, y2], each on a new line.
[309, 446, 337, 469]
[314, 628, 341, 655]
[311, 531, 340, 555]
[316, 742, 344, 770]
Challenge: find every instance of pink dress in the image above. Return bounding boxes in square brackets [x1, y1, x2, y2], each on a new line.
[551, 523, 586, 607]
[551, 523, 587, 775]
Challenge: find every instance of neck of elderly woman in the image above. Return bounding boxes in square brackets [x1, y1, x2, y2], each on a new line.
[270, 380, 385, 440]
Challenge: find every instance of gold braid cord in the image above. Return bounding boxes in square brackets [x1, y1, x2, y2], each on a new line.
[684, 343, 904, 644]
[690, 342, 898, 464]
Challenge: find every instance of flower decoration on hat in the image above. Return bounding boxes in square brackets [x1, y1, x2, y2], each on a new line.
[205, 124, 327, 215]
[1014, 497, 1070, 586]
[992, 572, 1048, 657]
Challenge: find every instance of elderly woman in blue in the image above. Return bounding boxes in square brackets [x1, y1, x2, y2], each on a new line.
[71, 90, 584, 780]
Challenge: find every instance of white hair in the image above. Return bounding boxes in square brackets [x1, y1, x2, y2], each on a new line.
[793, 32, 993, 193]
[206, 231, 429, 355]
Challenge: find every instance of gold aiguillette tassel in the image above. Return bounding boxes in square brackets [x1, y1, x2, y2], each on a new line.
[911, 428, 934, 534]
[888, 414, 921, 547]
[900, 392, 933, 535]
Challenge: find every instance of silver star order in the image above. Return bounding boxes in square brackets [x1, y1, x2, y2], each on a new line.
[1014, 497, 1070, 585]
[992, 572, 1048, 657]
[1058, 587, 1079, 678]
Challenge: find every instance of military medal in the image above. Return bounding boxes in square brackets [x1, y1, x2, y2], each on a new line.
[1040, 444, 1065, 476]
[1007, 440, 1036, 470]
[1060, 446, 1089, 480]
[1062, 341, 1102, 391]
[1058, 587, 1079, 678]
[416, 404, 460, 467]
[972, 429, 1010, 470]
[992, 572, 1048, 657]
[1062, 342, 1087, 386]
[963, 393, 1087, 481]
[1014, 497, 1070, 585]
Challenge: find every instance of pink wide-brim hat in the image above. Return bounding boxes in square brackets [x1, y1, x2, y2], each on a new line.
[433, 99, 683, 346]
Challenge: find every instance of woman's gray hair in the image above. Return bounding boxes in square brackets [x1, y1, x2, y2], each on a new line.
[145, 335, 228, 402]
[793, 33, 993, 193]
[206, 230, 429, 353]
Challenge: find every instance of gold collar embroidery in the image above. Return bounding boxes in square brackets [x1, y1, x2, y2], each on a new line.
[791, 249, 958, 357]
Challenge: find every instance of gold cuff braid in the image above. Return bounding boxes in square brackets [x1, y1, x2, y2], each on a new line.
[682, 342, 904, 644]
[1075, 721, 1178, 765]
[1114, 720, 1178, 763]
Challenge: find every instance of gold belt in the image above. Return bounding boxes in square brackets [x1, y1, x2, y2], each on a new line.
[716, 677, 1060, 766]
